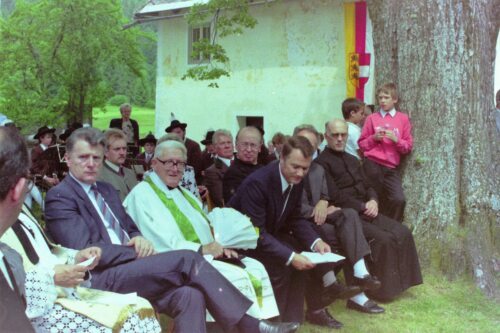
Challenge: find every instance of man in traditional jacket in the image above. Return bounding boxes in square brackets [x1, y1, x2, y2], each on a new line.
[45, 127, 300, 333]
[136, 132, 157, 172]
[223, 126, 263, 203]
[316, 119, 422, 304]
[204, 129, 235, 207]
[124, 140, 279, 321]
[97, 129, 138, 201]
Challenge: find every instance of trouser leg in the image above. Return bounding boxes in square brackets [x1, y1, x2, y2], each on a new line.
[382, 168, 406, 222]
[155, 286, 206, 333]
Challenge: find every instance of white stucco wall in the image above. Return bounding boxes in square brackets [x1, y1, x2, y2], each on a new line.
[154, 0, 347, 143]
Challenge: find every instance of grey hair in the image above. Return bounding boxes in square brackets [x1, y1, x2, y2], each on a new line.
[154, 140, 187, 160]
[66, 127, 105, 154]
[120, 103, 131, 112]
[293, 124, 320, 142]
[157, 133, 182, 145]
[213, 129, 233, 144]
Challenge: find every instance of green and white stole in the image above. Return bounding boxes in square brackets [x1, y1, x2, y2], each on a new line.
[145, 177, 263, 306]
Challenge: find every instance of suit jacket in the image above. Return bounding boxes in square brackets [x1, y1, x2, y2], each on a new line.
[227, 161, 320, 264]
[300, 163, 330, 218]
[200, 150, 215, 172]
[203, 158, 229, 207]
[109, 118, 139, 145]
[315, 147, 378, 213]
[45, 176, 141, 271]
[97, 162, 138, 202]
[222, 158, 262, 204]
[0, 242, 34, 332]
[185, 137, 203, 182]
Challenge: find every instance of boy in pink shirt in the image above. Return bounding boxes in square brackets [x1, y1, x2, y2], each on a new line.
[358, 83, 413, 222]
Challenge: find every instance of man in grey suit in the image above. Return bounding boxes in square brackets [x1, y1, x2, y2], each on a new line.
[45, 127, 299, 333]
[0, 126, 35, 332]
[97, 128, 138, 201]
[203, 129, 234, 207]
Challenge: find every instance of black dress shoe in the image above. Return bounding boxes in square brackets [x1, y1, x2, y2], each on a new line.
[258, 320, 300, 333]
[306, 308, 343, 329]
[323, 282, 362, 304]
[346, 299, 385, 314]
[353, 275, 381, 290]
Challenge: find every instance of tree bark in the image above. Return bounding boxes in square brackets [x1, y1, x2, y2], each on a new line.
[368, 0, 499, 298]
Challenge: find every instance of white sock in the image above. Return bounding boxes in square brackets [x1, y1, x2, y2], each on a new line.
[353, 259, 370, 278]
[322, 271, 337, 287]
[350, 292, 369, 306]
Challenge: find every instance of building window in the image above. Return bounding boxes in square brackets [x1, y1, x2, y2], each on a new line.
[188, 24, 211, 64]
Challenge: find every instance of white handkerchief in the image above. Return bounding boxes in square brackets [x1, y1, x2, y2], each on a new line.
[300, 252, 345, 264]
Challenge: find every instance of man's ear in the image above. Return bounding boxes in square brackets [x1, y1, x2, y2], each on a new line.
[11, 177, 27, 203]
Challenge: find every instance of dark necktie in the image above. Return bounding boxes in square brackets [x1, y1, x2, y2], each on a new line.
[279, 185, 292, 221]
[90, 185, 130, 245]
[0, 257, 34, 332]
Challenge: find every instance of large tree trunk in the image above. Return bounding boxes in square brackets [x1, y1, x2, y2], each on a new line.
[368, 0, 499, 298]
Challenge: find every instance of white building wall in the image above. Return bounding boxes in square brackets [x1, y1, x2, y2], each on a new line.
[154, 0, 347, 143]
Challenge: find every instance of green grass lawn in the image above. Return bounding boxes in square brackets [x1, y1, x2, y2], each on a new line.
[93, 105, 498, 333]
[93, 105, 155, 138]
[301, 273, 498, 333]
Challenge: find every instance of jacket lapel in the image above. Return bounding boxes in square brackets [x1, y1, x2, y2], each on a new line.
[65, 177, 113, 244]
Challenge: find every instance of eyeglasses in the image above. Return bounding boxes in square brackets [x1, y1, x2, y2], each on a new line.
[156, 158, 187, 170]
[237, 142, 260, 151]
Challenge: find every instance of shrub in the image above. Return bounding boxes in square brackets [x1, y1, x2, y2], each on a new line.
[107, 95, 129, 106]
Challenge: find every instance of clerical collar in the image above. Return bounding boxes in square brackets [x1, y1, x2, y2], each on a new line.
[278, 165, 292, 193]
[105, 160, 121, 173]
[218, 156, 233, 167]
[380, 108, 397, 118]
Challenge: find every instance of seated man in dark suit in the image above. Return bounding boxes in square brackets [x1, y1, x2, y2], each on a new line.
[228, 136, 359, 328]
[316, 119, 422, 304]
[295, 124, 384, 316]
[109, 103, 139, 156]
[0, 126, 35, 332]
[204, 129, 235, 207]
[45, 127, 299, 333]
[223, 126, 263, 203]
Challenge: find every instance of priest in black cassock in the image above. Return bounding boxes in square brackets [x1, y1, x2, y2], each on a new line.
[316, 119, 422, 303]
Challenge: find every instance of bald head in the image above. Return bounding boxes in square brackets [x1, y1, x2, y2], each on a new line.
[325, 119, 348, 152]
[235, 126, 262, 164]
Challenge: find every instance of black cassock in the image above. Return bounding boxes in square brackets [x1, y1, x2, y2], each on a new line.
[316, 148, 423, 301]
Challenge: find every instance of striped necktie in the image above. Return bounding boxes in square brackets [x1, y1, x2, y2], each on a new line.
[90, 185, 130, 245]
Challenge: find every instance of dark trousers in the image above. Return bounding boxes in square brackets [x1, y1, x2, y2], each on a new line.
[314, 209, 372, 287]
[245, 232, 336, 322]
[359, 214, 423, 300]
[92, 250, 252, 333]
[363, 158, 406, 222]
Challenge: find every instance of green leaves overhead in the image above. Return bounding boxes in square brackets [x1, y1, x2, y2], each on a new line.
[0, 0, 145, 129]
